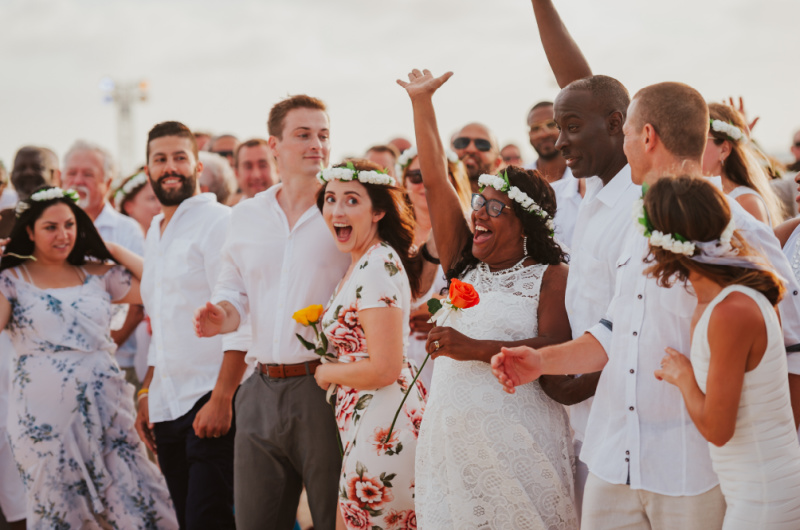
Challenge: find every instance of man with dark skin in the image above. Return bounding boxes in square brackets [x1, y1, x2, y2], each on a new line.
[524, 1, 640, 519]
[525, 101, 569, 183]
[0, 147, 61, 238]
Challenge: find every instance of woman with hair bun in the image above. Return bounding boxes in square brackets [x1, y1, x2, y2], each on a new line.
[314, 159, 427, 529]
[400, 69, 577, 529]
[703, 103, 784, 226]
[0, 187, 177, 529]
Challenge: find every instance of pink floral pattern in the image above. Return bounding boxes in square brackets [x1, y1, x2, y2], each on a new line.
[322, 243, 426, 529]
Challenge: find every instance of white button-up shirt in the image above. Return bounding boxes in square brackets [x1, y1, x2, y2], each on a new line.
[141, 193, 245, 423]
[565, 165, 639, 442]
[549, 167, 584, 249]
[94, 202, 145, 367]
[212, 184, 349, 366]
[583, 188, 800, 496]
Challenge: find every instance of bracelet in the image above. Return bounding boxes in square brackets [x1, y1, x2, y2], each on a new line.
[137, 388, 149, 397]
[420, 243, 440, 265]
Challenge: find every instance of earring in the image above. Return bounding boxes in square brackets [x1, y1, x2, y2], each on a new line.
[522, 236, 528, 256]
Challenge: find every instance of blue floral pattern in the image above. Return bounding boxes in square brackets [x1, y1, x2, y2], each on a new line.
[0, 266, 178, 529]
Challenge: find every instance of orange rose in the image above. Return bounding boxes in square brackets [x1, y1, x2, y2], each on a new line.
[448, 279, 479, 309]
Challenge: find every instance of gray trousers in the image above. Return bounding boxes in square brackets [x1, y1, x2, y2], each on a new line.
[233, 371, 341, 530]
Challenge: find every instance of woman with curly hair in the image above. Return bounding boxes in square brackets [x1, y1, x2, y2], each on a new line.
[399, 69, 577, 529]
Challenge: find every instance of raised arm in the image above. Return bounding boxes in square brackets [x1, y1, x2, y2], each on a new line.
[398, 69, 472, 272]
[529, 0, 592, 87]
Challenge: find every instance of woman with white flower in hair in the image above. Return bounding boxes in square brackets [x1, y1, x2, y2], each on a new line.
[399, 69, 577, 529]
[643, 176, 800, 528]
[0, 186, 177, 529]
[113, 169, 162, 234]
[397, 146, 472, 389]
[703, 103, 784, 226]
[314, 159, 427, 529]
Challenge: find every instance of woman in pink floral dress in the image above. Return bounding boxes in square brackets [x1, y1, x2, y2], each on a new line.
[314, 159, 427, 530]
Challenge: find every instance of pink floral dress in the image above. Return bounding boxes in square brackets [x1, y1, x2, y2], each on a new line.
[322, 242, 427, 530]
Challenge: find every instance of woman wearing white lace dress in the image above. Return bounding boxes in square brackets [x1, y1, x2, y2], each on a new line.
[399, 69, 577, 529]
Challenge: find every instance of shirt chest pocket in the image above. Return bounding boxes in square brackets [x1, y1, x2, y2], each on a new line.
[611, 253, 632, 299]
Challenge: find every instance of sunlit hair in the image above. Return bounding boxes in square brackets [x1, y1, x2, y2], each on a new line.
[234, 138, 272, 168]
[64, 140, 116, 183]
[316, 158, 423, 298]
[0, 186, 115, 272]
[268, 95, 327, 140]
[147, 121, 198, 162]
[644, 175, 784, 305]
[198, 152, 236, 204]
[708, 103, 785, 225]
[448, 166, 568, 283]
[399, 156, 472, 214]
[565, 75, 630, 118]
[632, 82, 708, 161]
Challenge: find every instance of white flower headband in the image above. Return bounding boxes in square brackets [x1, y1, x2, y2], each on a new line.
[710, 119, 746, 143]
[477, 172, 555, 233]
[114, 172, 148, 210]
[395, 146, 460, 176]
[634, 193, 735, 258]
[317, 162, 396, 187]
[15, 187, 80, 217]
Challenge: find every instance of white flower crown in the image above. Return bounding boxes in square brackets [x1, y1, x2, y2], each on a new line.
[395, 146, 460, 176]
[477, 173, 555, 232]
[317, 165, 396, 187]
[15, 187, 80, 217]
[114, 172, 148, 209]
[710, 119, 746, 143]
[634, 196, 736, 257]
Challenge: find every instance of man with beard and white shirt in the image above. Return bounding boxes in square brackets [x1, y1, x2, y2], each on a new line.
[451, 122, 502, 192]
[525, 101, 585, 247]
[135, 121, 246, 529]
[62, 141, 146, 388]
[194, 95, 349, 530]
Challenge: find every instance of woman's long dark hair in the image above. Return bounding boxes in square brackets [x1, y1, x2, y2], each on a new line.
[446, 166, 568, 282]
[0, 186, 116, 272]
[317, 159, 424, 298]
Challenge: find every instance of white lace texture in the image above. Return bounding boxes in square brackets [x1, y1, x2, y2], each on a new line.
[415, 262, 578, 530]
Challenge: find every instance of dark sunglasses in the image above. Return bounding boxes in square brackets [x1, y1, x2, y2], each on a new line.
[214, 150, 235, 159]
[794, 142, 800, 148]
[471, 193, 510, 217]
[405, 169, 423, 184]
[453, 137, 492, 152]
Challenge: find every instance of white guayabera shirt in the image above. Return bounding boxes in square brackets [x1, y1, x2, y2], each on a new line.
[564, 164, 639, 444]
[212, 184, 349, 367]
[583, 185, 800, 496]
[141, 193, 249, 423]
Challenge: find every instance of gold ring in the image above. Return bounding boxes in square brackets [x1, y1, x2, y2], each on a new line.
[433, 340, 440, 351]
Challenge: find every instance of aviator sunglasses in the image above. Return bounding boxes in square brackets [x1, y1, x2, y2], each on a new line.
[453, 137, 492, 152]
[471, 193, 511, 217]
[405, 169, 423, 185]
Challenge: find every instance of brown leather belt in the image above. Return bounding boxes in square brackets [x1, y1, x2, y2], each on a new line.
[258, 360, 321, 379]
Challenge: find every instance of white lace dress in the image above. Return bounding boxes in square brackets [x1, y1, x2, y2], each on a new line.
[691, 285, 800, 529]
[415, 261, 577, 529]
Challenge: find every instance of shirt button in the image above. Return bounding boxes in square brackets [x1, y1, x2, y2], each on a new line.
[632, 331, 638, 337]
[637, 294, 642, 300]
[629, 369, 635, 374]
[794, 290, 798, 296]
[626, 450, 630, 455]
[629, 406, 634, 411]
[625, 457, 630, 462]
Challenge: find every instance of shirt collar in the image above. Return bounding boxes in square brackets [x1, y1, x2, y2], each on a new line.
[596, 164, 635, 208]
[149, 193, 220, 237]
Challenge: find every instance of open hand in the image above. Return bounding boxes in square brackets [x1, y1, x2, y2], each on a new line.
[397, 69, 453, 100]
[726, 96, 759, 133]
[654, 347, 693, 388]
[193, 301, 225, 338]
[490, 346, 543, 394]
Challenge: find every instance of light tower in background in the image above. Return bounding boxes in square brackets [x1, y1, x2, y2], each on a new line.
[100, 78, 149, 180]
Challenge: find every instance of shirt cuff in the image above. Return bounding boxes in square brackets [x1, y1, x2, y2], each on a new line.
[210, 290, 246, 326]
[586, 321, 613, 356]
[222, 321, 252, 352]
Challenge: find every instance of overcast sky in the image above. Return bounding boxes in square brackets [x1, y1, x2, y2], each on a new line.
[2, 0, 797, 177]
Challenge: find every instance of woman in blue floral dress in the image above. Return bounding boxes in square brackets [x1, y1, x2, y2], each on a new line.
[313, 160, 427, 530]
[0, 187, 177, 529]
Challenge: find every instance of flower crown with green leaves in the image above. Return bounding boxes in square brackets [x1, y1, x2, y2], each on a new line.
[478, 171, 555, 234]
[710, 119, 746, 143]
[317, 161, 396, 187]
[114, 172, 148, 210]
[395, 146, 460, 175]
[15, 187, 80, 217]
[634, 184, 735, 257]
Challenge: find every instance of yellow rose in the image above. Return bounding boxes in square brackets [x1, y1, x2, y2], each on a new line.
[292, 304, 324, 326]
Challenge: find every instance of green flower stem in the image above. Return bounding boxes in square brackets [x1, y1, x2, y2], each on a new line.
[330, 397, 344, 457]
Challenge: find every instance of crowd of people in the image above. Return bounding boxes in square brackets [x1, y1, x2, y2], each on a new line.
[2, 1, 800, 529]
